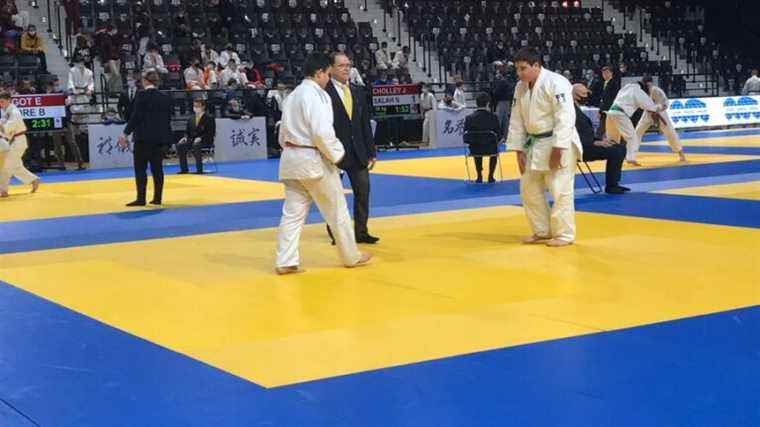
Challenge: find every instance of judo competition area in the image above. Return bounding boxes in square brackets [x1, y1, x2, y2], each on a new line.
[0, 128, 758, 425]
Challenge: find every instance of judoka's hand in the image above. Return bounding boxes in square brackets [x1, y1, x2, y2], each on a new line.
[368, 158, 376, 171]
[517, 151, 526, 175]
[549, 147, 563, 170]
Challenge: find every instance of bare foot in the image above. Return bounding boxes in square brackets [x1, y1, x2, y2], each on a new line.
[275, 266, 305, 275]
[678, 153, 687, 162]
[31, 179, 40, 193]
[348, 252, 372, 268]
[546, 239, 574, 247]
[521, 235, 551, 244]
[0, 191, 8, 198]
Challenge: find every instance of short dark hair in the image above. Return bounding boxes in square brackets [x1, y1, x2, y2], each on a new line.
[513, 47, 541, 66]
[303, 52, 330, 78]
[475, 92, 491, 108]
[329, 51, 349, 66]
[601, 65, 613, 73]
[0, 91, 11, 100]
[142, 70, 161, 86]
[193, 98, 206, 107]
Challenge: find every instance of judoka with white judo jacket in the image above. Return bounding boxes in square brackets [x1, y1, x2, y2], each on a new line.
[0, 92, 39, 197]
[506, 48, 582, 247]
[605, 82, 665, 166]
[634, 76, 686, 163]
[274, 53, 371, 274]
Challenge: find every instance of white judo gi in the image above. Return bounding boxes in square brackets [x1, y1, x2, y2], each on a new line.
[0, 104, 38, 194]
[419, 90, 436, 144]
[67, 64, 95, 124]
[506, 68, 583, 243]
[275, 79, 362, 268]
[634, 85, 683, 159]
[604, 83, 662, 162]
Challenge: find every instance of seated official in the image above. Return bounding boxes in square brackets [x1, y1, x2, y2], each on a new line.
[464, 92, 501, 183]
[224, 98, 252, 120]
[572, 84, 628, 194]
[177, 99, 215, 174]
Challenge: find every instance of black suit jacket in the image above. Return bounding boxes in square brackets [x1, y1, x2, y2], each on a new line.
[599, 78, 620, 112]
[575, 104, 596, 151]
[186, 113, 216, 146]
[464, 109, 501, 155]
[118, 88, 138, 121]
[123, 88, 173, 146]
[325, 80, 376, 170]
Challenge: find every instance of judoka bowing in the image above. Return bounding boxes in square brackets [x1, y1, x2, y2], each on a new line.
[633, 76, 686, 163]
[0, 91, 40, 198]
[274, 53, 372, 275]
[605, 81, 666, 167]
[506, 47, 583, 247]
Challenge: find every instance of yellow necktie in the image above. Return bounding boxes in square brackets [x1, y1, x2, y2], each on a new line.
[342, 84, 352, 120]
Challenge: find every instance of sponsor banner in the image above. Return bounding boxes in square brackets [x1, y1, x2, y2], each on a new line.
[669, 95, 760, 129]
[431, 108, 476, 149]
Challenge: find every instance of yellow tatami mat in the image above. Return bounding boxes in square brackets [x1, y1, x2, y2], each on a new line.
[659, 180, 760, 201]
[1, 206, 757, 387]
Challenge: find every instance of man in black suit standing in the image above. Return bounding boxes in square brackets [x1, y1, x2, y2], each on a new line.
[118, 70, 173, 206]
[325, 51, 379, 244]
[597, 65, 620, 138]
[117, 72, 140, 121]
[464, 92, 502, 183]
[177, 98, 216, 174]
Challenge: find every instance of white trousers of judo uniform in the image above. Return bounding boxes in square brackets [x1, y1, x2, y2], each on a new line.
[0, 141, 38, 193]
[520, 146, 578, 243]
[605, 111, 640, 161]
[275, 168, 361, 268]
[634, 110, 682, 157]
[421, 110, 433, 144]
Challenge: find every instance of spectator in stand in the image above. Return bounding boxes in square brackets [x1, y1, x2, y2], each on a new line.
[20, 25, 46, 73]
[67, 56, 95, 124]
[97, 25, 124, 94]
[392, 46, 410, 71]
[218, 44, 240, 69]
[373, 72, 391, 86]
[15, 77, 35, 95]
[453, 79, 466, 107]
[143, 44, 168, 74]
[438, 90, 465, 112]
[72, 34, 93, 69]
[184, 59, 205, 90]
[374, 42, 392, 71]
[243, 60, 265, 89]
[220, 59, 248, 88]
[203, 61, 219, 89]
[742, 69, 760, 95]
[63, 0, 81, 36]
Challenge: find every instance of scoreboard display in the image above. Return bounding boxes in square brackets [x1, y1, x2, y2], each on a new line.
[371, 84, 420, 118]
[11, 94, 67, 131]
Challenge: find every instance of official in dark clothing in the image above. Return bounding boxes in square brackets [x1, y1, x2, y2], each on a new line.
[597, 65, 620, 138]
[326, 52, 378, 244]
[117, 73, 140, 121]
[177, 98, 215, 174]
[118, 70, 173, 206]
[572, 83, 628, 194]
[464, 92, 501, 183]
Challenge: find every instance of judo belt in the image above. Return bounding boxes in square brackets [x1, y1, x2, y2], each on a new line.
[524, 131, 553, 149]
[609, 104, 626, 115]
[284, 141, 318, 150]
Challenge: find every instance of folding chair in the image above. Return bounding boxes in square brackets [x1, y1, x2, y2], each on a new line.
[463, 130, 503, 183]
[200, 145, 218, 173]
[576, 159, 603, 194]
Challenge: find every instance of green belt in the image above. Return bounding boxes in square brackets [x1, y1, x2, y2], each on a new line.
[524, 131, 553, 149]
[609, 104, 625, 114]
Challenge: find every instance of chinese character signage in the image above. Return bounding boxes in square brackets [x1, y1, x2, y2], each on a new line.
[432, 108, 474, 148]
[214, 117, 268, 162]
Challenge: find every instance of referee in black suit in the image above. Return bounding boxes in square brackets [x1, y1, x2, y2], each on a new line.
[118, 70, 173, 206]
[325, 52, 379, 244]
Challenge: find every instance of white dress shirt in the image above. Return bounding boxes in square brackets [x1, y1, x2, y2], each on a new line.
[218, 50, 241, 69]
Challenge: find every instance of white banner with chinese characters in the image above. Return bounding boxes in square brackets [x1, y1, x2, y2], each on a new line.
[431, 108, 475, 149]
[88, 123, 134, 169]
[214, 117, 267, 162]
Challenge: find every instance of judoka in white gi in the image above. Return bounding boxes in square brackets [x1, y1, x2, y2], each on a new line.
[274, 53, 371, 275]
[67, 57, 95, 124]
[506, 47, 583, 247]
[605, 82, 666, 167]
[0, 92, 40, 197]
[634, 76, 686, 163]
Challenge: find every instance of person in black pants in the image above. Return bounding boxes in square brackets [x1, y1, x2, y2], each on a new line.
[325, 51, 378, 244]
[464, 92, 501, 183]
[572, 83, 628, 195]
[118, 70, 173, 206]
[177, 98, 215, 174]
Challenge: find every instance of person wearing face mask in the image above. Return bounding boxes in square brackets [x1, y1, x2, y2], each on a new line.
[21, 25, 47, 72]
[220, 59, 248, 88]
[67, 56, 95, 124]
[218, 44, 241, 69]
[0, 91, 40, 198]
[177, 99, 215, 174]
[143, 45, 168, 74]
[118, 73, 140, 121]
[184, 59, 205, 90]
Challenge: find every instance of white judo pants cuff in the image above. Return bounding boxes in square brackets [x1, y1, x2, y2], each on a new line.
[519, 147, 578, 243]
[634, 110, 682, 156]
[605, 112, 640, 161]
[0, 141, 38, 193]
[275, 171, 361, 268]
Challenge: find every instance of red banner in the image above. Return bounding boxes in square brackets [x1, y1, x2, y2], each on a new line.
[11, 93, 66, 108]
